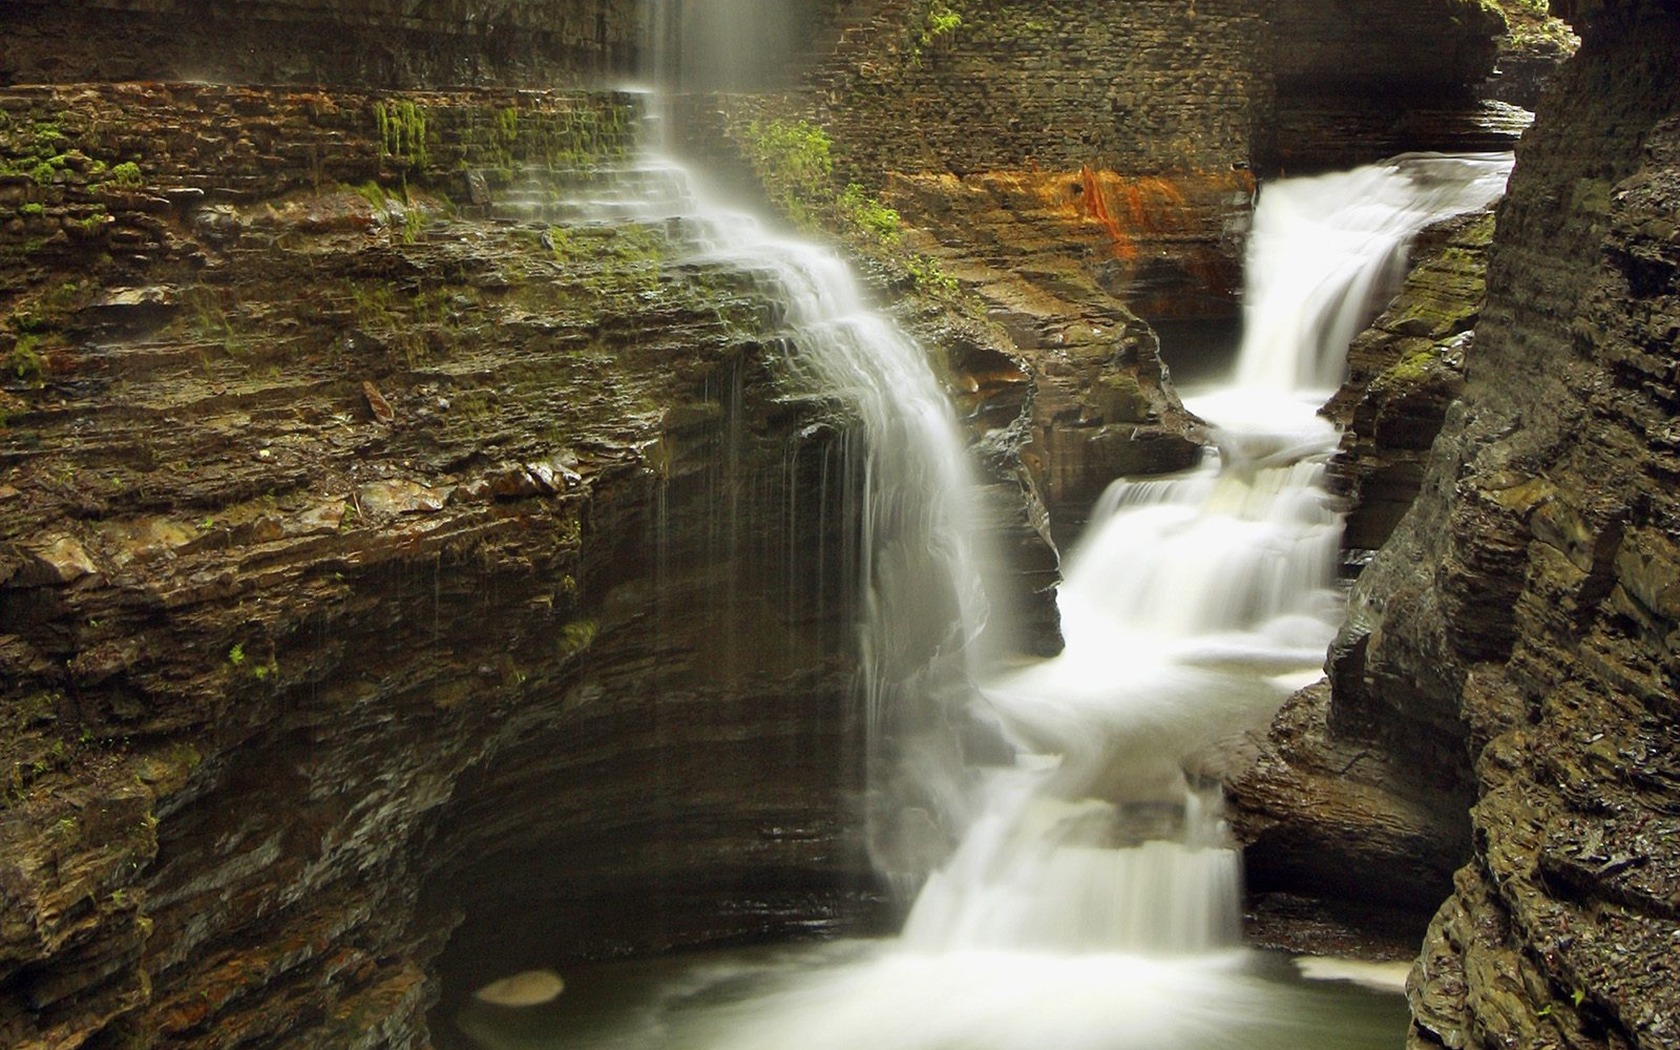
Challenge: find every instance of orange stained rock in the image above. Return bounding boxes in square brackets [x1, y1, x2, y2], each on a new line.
[968, 166, 1257, 261]
[1075, 165, 1136, 260]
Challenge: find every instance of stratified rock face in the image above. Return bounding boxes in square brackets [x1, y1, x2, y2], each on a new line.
[1267, 0, 1527, 171]
[1218, 682, 1477, 960]
[0, 84, 883, 1049]
[0, 0, 641, 88]
[1317, 0, 1680, 1045]
[1327, 210, 1499, 557]
[807, 0, 1272, 178]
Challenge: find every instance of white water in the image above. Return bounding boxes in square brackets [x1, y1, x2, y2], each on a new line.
[460, 3, 1515, 1040]
[1234, 154, 1512, 397]
[461, 151, 1512, 1048]
[562, 148, 994, 886]
[903, 152, 1514, 959]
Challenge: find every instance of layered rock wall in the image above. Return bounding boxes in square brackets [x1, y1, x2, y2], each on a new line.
[0, 84, 882, 1048]
[0, 0, 641, 88]
[1267, 0, 1526, 171]
[1314, 1, 1680, 1045]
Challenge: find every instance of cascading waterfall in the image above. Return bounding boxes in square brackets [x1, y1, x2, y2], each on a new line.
[461, 151, 1509, 1049]
[555, 147, 993, 889]
[637, 0, 996, 896]
[458, 5, 1516, 1045]
[901, 153, 1513, 963]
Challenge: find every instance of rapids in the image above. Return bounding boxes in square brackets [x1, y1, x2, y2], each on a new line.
[456, 5, 1516, 1045]
[456, 123, 1512, 1048]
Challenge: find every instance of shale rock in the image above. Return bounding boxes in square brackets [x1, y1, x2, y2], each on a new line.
[0, 84, 883, 1049]
[1314, 2, 1680, 1046]
[1326, 210, 1500, 556]
[0, 0, 642, 89]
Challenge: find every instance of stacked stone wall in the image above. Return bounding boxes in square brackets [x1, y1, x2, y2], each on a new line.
[0, 0, 642, 88]
[808, 0, 1269, 181]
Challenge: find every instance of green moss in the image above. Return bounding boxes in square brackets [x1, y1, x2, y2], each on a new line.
[351, 180, 388, 209]
[1374, 344, 1454, 391]
[1483, 0, 1578, 50]
[374, 98, 430, 175]
[108, 161, 142, 188]
[495, 106, 519, 150]
[560, 618, 597, 654]
[0, 114, 75, 186]
[4, 334, 46, 386]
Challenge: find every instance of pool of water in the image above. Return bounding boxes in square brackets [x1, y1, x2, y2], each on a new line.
[454, 940, 1410, 1050]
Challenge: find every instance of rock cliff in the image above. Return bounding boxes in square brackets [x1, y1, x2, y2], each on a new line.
[0, 0, 641, 88]
[0, 83, 890, 1048]
[1, 0, 1662, 1047]
[1284, 0, 1680, 1045]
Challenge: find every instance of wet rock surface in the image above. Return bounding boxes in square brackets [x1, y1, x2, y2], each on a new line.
[1221, 680, 1478, 955]
[0, 0, 641, 89]
[0, 83, 884, 1048]
[1316, 2, 1680, 1046]
[1326, 210, 1500, 557]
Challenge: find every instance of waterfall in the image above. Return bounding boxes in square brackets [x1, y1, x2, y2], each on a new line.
[646, 0, 811, 93]
[1234, 155, 1513, 396]
[637, 0, 995, 894]
[461, 3, 1515, 1042]
[902, 152, 1514, 958]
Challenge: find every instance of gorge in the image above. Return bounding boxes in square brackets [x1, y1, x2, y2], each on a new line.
[2, 1, 1677, 1049]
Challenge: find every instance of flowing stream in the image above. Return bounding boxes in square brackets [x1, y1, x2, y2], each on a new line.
[457, 6, 1514, 1045]
[458, 129, 1512, 1050]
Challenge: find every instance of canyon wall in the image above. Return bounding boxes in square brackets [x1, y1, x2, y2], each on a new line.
[0, 0, 641, 88]
[0, 83, 886, 1048]
[1343, 1, 1680, 1045]
[1229, 0, 1680, 1043]
[2, 0, 1655, 1047]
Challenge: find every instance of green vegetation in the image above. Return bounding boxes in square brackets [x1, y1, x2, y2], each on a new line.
[838, 183, 902, 240]
[1, 303, 58, 386]
[1, 114, 141, 198]
[108, 161, 143, 188]
[1377, 345, 1445, 388]
[531, 220, 668, 303]
[911, 0, 964, 64]
[183, 287, 249, 359]
[422, 100, 634, 183]
[739, 118, 837, 230]
[561, 618, 598, 654]
[0, 118, 70, 186]
[739, 119, 904, 241]
[350, 180, 426, 242]
[374, 98, 430, 175]
[345, 279, 464, 366]
[1482, 0, 1577, 50]
[736, 116, 960, 297]
[4, 334, 46, 387]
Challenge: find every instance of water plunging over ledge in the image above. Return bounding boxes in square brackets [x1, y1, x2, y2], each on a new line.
[457, 138, 1512, 1047]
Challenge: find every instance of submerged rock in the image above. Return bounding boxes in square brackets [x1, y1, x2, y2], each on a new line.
[472, 970, 564, 1007]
